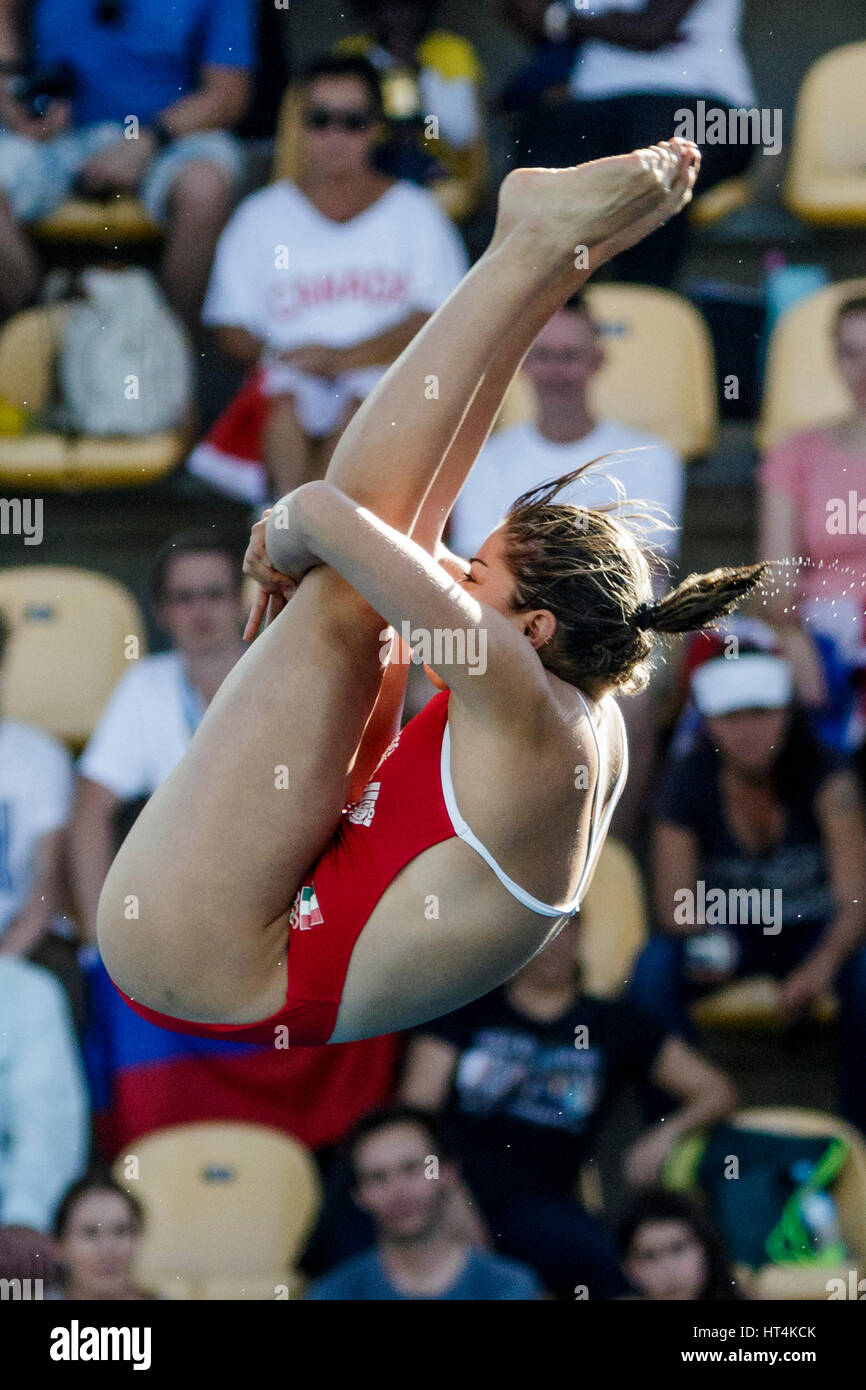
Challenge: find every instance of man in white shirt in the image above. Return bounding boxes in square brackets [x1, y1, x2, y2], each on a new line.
[450, 295, 685, 847]
[199, 55, 468, 497]
[450, 295, 684, 564]
[0, 611, 74, 959]
[70, 531, 247, 943]
[0, 957, 88, 1282]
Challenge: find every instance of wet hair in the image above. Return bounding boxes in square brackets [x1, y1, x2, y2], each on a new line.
[299, 55, 385, 123]
[501, 459, 767, 695]
[344, 1104, 457, 1187]
[834, 293, 866, 337]
[149, 529, 244, 606]
[52, 1169, 144, 1241]
[618, 1188, 741, 1301]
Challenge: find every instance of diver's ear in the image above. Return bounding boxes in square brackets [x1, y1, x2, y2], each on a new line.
[522, 609, 556, 650]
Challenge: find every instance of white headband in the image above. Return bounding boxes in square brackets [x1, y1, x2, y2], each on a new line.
[691, 653, 793, 717]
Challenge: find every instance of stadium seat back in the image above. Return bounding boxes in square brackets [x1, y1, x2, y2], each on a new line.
[578, 837, 648, 997]
[758, 277, 866, 450]
[113, 1122, 321, 1292]
[0, 566, 145, 747]
[33, 194, 160, 245]
[691, 974, 836, 1030]
[497, 285, 717, 458]
[785, 43, 866, 224]
[0, 305, 67, 411]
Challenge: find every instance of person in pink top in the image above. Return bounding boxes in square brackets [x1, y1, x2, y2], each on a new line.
[759, 293, 866, 750]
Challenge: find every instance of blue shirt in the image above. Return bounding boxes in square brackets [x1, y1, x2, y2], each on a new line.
[33, 0, 256, 126]
[305, 1248, 541, 1301]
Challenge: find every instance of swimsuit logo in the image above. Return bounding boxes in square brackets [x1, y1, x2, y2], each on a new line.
[346, 781, 381, 827]
[289, 885, 324, 931]
[381, 735, 401, 763]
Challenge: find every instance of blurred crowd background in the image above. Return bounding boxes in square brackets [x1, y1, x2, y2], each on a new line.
[3, 0, 866, 1302]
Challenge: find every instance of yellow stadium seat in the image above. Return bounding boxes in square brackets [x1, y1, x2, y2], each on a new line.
[112, 1122, 321, 1300]
[272, 84, 305, 186]
[0, 306, 189, 488]
[784, 43, 866, 226]
[0, 566, 146, 748]
[496, 284, 718, 459]
[691, 975, 836, 1031]
[669, 1108, 866, 1300]
[758, 276, 866, 451]
[690, 173, 753, 229]
[578, 837, 648, 998]
[32, 193, 161, 245]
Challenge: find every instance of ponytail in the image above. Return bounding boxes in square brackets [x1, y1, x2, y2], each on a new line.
[637, 563, 767, 636]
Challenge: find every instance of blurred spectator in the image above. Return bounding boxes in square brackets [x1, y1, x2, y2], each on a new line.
[305, 1107, 542, 1299]
[449, 293, 684, 843]
[0, 0, 255, 322]
[47, 1171, 158, 1300]
[499, 0, 757, 285]
[0, 608, 74, 963]
[336, 0, 487, 221]
[673, 617, 851, 763]
[759, 293, 866, 753]
[629, 646, 866, 1133]
[0, 956, 89, 1283]
[618, 1188, 741, 1300]
[449, 296, 684, 559]
[70, 531, 246, 943]
[400, 918, 736, 1300]
[196, 55, 468, 501]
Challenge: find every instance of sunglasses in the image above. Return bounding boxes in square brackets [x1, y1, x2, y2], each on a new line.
[303, 106, 375, 133]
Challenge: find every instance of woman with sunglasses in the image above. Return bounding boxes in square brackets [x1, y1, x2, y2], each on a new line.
[100, 138, 764, 1053]
[200, 53, 468, 500]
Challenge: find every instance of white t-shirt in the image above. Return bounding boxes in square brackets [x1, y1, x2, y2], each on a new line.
[78, 652, 204, 801]
[571, 0, 756, 108]
[449, 419, 684, 559]
[0, 722, 73, 936]
[0, 957, 88, 1230]
[202, 179, 469, 351]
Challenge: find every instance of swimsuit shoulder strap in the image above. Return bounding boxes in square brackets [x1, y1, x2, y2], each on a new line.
[439, 690, 628, 920]
[570, 690, 629, 910]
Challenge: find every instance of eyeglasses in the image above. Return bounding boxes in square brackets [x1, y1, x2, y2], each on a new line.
[161, 585, 237, 606]
[303, 107, 375, 133]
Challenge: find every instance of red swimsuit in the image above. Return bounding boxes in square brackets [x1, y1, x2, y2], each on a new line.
[111, 691, 464, 1047]
[111, 687, 627, 1046]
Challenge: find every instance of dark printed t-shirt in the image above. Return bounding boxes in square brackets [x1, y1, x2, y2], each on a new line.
[656, 737, 840, 932]
[422, 989, 667, 1203]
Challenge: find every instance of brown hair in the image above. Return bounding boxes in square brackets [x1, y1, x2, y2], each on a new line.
[502, 460, 766, 694]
